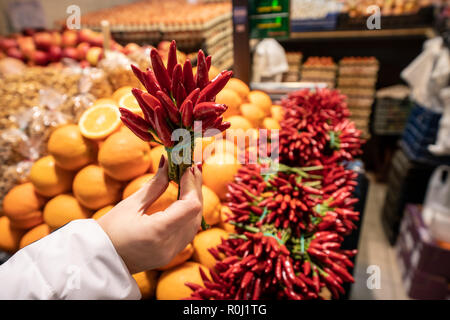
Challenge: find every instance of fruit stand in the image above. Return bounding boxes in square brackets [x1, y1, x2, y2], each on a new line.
[0, 2, 365, 301]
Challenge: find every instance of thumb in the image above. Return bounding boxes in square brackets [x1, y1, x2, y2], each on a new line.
[130, 155, 170, 212]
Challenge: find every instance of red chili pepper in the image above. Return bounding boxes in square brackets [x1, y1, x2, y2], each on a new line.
[131, 88, 157, 127]
[150, 48, 171, 94]
[154, 105, 174, 147]
[120, 116, 153, 142]
[175, 82, 187, 108]
[171, 63, 183, 99]
[183, 59, 196, 94]
[241, 271, 254, 289]
[197, 70, 233, 103]
[206, 55, 212, 71]
[155, 90, 180, 124]
[180, 99, 193, 128]
[193, 102, 226, 119]
[167, 40, 177, 78]
[196, 49, 209, 90]
[252, 278, 261, 300]
[142, 69, 162, 96]
[118, 107, 150, 132]
[185, 87, 200, 106]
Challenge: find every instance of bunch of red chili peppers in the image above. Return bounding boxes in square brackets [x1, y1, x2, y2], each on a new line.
[187, 88, 364, 300]
[119, 40, 232, 183]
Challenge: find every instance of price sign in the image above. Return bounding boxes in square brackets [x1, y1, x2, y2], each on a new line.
[8, 0, 46, 32]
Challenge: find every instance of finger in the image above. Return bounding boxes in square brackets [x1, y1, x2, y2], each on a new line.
[130, 155, 169, 211]
[179, 165, 202, 201]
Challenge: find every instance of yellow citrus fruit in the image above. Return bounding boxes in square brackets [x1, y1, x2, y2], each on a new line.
[2, 182, 45, 230]
[248, 90, 272, 116]
[144, 182, 178, 215]
[0, 216, 25, 253]
[122, 173, 154, 199]
[156, 261, 209, 300]
[149, 145, 167, 173]
[203, 153, 240, 200]
[192, 228, 228, 269]
[79, 104, 121, 140]
[271, 105, 284, 122]
[98, 130, 151, 181]
[48, 124, 97, 171]
[72, 165, 122, 210]
[218, 206, 236, 233]
[202, 185, 221, 226]
[262, 117, 281, 130]
[240, 103, 265, 127]
[157, 243, 194, 271]
[19, 223, 51, 249]
[216, 88, 242, 118]
[43, 194, 92, 230]
[225, 78, 250, 100]
[118, 91, 141, 113]
[112, 86, 133, 102]
[92, 205, 114, 220]
[92, 98, 118, 107]
[29, 155, 74, 198]
[132, 270, 159, 300]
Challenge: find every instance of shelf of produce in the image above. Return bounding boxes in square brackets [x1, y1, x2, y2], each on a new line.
[289, 27, 436, 40]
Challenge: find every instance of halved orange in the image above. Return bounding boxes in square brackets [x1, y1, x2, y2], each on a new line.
[112, 86, 133, 102]
[79, 104, 121, 140]
[118, 91, 142, 114]
[92, 98, 118, 107]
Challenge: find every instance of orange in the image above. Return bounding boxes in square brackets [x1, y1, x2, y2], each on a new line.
[201, 185, 221, 226]
[0, 216, 25, 253]
[19, 224, 51, 249]
[157, 243, 194, 271]
[240, 103, 265, 127]
[92, 205, 114, 220]
[156, 261, 209, 300]
[192, 228, 228, 269]
[225, 78, 250, 100]
[218, 206, 236, 233]
[271, 105, 284, 122]
[149, 145, 167, 173]
[2, 182, 45, 230]
[208, 138, 238, 159]
[262, 117, 281, 130]
[118, 91, 141, 113]
[72, 165, 122, 210]
[215, 88, 242, 118]
[225, 116, 255, 150]
[226, 115, 253, 132]
[144, 182, 178, 215]
[112, 86, 133, 102]
[208, 66, 220, 80]
[78, 103, 121, 140]
[248, 90, 272, 116]
[98, 130, 151, 181]
[48, 124, 97, 171]
[203, 153, 240, 200]
[122, 173, 154, 199]
[193, 137, 215, 163]
[132, 270, 159, 300]
[43, 194, 92, 230]
[92, 98, 118, 107]
[29, 155, 74, 197]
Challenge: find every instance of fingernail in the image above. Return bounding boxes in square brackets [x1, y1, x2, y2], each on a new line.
[190, 166, 195, 174]
[197, 163, 202, 172]
[159, 155, 165, 168]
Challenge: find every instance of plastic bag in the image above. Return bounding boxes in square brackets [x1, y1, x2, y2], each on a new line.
[429, 87, 450, 156]
[252, 39, 289, 82]
[422, 165, 450, 243]
[98, 50, 142, 91]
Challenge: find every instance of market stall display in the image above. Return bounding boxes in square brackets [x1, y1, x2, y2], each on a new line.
[78, 0, 233, 71]
[337, 56, 379, 138]
[300, 57, 337, 88]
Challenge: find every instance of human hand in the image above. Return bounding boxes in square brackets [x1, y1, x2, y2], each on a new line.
[97, 156, 203, 274]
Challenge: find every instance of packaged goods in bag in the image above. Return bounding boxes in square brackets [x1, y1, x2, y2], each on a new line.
[422, 166, 450, 244]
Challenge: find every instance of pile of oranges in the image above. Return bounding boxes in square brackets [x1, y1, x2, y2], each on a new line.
[0, 78, 281, 300]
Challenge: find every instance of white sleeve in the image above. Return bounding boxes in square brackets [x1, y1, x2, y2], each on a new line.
[0, 219, 141, 300]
